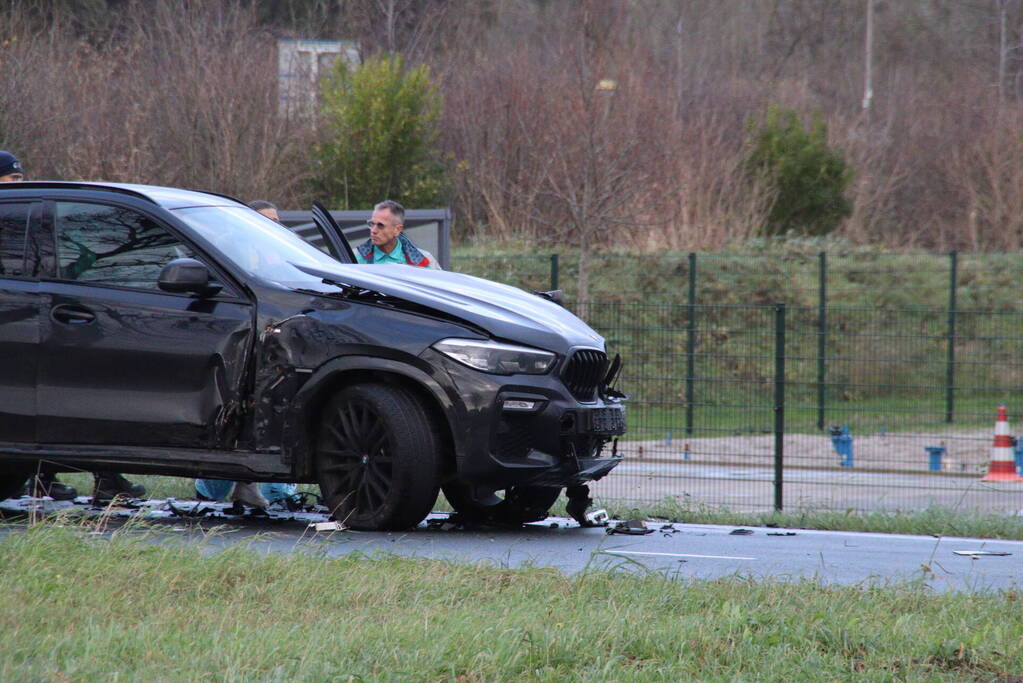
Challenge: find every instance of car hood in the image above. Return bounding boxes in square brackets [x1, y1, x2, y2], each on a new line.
[293, 263, 605, 354]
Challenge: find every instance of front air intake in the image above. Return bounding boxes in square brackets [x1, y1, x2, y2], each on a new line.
[560, 349, 609, 402]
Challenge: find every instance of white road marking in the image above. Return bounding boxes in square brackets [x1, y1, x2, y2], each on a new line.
[601, 550, 756, 561]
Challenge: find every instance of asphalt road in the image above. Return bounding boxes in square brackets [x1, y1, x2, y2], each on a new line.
[2, 498, 1020, 593]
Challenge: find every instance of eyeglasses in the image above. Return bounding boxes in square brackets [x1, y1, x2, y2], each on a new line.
[366, 220, 391, 230]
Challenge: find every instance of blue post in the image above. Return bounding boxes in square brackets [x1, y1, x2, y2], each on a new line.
[925, 445, 945, 472]
[829, 425, 853, 467]
[683, 442, 691, 461]
[1014, 438, 1023, 475]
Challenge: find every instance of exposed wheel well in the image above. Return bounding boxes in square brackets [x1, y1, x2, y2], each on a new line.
[301, 369, 456, 479]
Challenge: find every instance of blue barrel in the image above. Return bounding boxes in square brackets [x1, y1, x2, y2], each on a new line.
[925, 446, 945, 472]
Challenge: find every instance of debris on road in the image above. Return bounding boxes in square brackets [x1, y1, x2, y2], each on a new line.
[952, 550, 1011, 557]
[585, 509, 609, 526]
[767, 531, 797, 536]
[729, 528, 754, 536]
[606, 519, 655, 536]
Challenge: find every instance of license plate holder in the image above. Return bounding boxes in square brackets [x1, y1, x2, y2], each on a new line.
[588, 407, 626, 435]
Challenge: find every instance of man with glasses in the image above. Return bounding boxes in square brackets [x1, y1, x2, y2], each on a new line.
[354, 200, 439, 269]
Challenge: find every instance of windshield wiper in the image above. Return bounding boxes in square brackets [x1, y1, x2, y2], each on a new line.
[288, 263, 383, 300]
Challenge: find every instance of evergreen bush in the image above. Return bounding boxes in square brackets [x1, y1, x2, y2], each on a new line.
[316, 53, 448, 209]
[746, 106, 852, 237]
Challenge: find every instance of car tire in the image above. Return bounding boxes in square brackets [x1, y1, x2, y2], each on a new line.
[0, 470, 29, 501]
[315, 383, 440, 531]
[442, 482, 561, 525]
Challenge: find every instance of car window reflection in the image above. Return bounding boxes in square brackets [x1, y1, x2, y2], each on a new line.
[54, 202, 195, 289]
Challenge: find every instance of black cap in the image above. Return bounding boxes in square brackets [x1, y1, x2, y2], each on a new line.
[0, 151, 22, 177]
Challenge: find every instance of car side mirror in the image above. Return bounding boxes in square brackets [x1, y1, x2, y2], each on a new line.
[158, 258, 223, 297]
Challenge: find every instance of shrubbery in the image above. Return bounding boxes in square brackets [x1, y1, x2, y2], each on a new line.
[316, 53, 448, 210]
[746, 106, 852, 238]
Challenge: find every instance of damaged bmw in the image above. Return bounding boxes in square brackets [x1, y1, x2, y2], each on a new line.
[0, 182, 626, 530]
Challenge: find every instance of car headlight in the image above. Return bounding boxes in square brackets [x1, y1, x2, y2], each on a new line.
[433, 338, 556, 375]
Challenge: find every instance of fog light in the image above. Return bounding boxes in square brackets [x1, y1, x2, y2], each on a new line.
[503, 400, 537, 411]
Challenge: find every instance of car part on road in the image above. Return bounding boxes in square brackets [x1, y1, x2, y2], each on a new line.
[316, 383, 441, 531]
[606, 519, 655, 535]
[585, 508, 609, 526]
[952, 550, 1011, 557]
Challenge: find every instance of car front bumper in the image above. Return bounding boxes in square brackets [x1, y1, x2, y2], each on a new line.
[432, 352, 626, 490]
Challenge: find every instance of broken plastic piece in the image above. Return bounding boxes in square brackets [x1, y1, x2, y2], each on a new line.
[585, 509, 609, 526]
[606, 519, 654, 536]
[953, 550, 1011, 557]
[730, 528, 754, 535]
[767, 531, 796, 536]
[309, 521, 346, 532]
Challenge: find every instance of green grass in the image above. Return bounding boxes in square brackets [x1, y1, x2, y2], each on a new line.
[1, 522, 1021, 681]
[624, 393, 1017, 439]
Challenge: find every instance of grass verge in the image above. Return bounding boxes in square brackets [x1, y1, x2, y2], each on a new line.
[1, 522, 1021, 681]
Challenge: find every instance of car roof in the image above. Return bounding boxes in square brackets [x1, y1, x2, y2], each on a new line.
[0, 181, 244, 210]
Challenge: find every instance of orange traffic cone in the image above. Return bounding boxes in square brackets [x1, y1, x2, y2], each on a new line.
[982, 405, 1023, 482]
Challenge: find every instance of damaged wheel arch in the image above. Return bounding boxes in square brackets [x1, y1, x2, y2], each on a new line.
[284, 356, 461, 480]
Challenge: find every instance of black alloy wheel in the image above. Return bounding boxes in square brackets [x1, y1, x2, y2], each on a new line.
[441, 481, 561, 526]
[316, 383, 440, 531]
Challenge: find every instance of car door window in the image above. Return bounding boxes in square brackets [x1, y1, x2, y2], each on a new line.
[54, 201, 195, 290]
[0, 202, 31, 278]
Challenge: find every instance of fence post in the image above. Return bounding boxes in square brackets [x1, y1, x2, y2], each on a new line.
[816, 251, 827, 431]
[774, 302, 786, 511]
[685, 252, 697, 436]
[945, 250, 957, 423]
[549, 253, 559, 292]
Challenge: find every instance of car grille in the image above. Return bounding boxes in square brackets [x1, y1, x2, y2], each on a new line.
[560, 349, 609, 402]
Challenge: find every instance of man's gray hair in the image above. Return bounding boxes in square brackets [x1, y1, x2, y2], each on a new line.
[374, 199, 405, 225]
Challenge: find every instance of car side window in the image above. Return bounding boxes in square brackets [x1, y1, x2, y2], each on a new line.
[0, 202, 31, 278]
[54, 201, 195, 290]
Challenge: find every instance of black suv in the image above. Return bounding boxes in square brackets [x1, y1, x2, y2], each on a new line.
[0, 182, 625, 529]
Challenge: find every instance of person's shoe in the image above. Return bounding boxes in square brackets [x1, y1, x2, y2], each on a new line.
[92, 473, 146, 502]
[23, 473, 78, 501]
[231, 482, 269, 509]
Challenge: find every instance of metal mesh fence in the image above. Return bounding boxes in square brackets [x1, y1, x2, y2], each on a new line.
[451, 252, 1023, 514]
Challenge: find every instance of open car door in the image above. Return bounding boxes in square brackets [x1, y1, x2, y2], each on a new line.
[310, 201, 357, 264]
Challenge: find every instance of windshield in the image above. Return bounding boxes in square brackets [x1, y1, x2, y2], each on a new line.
[173, 205, 348, 289]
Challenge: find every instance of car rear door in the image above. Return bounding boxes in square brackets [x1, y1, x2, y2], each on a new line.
[36, 197, 255, 448]
[0, 200, 45, 442]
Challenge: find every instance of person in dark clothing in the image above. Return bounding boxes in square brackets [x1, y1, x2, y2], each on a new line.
[1, 150, 145, 502]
